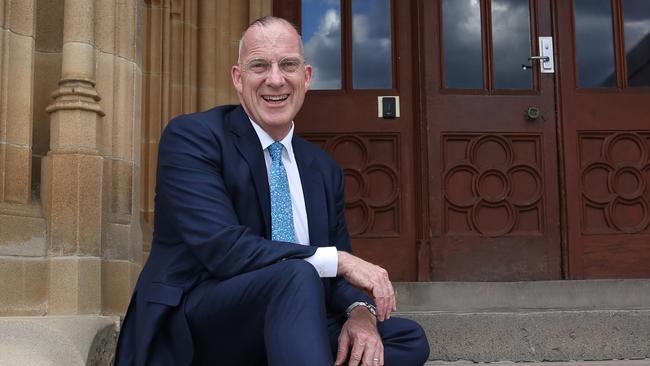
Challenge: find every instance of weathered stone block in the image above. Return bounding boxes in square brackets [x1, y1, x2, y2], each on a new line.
[49, 257, 102, 314]
[32, 52, 62, 157]
[0, 258, 24, 313]
[0, 144, 5, 202]
[61, 41, 95, 80]
[94, 0, 115, 54]
[43, 153, 102, 256]
[116, 0, 136, 61]
[404, 310, 650, 362]
[35, 0, 63, 52]
[49, 108, 101, 152]
[4, 144, 31, 204]
[144, 72, 163, 133]
[0, 213, 46, 256]
[103, 221, 130, 260]
[18, 259, 49, 316]
[113, 57, 135, 160]
[0, 2, 5, 28]
[110, 159, 133, 218]
[96, 50, 115, 157]
[0, 257, 47, 315]
[0, 316, 118, 366]
[102, 259, 135, 315]
[62, 0, 94, 44]
[8, 0, 35, 36]
[6, 32, 34, 145]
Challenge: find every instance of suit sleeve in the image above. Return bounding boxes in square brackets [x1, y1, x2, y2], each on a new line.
[156, 115, 317, 280]
[328, 166, 376, 314]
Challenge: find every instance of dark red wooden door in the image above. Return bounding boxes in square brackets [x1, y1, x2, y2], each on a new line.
[422, 0, 562, 280]
[275, 1, 421, 280]
[557, 0, 650, 278]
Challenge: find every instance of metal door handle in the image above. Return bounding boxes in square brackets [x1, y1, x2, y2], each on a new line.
[526, 106, 541, 121]
[528, 56, 550, 62]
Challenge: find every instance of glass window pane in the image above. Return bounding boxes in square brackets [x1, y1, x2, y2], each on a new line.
[302, 0, 342, 89]
[492, 0, 532, 89]
[623, 0, 650, 87]
[574, 0, 616, 88]
[352, 0, 393, 89]
[443, 0, 483, 89]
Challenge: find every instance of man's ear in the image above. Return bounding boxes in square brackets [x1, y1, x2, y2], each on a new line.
[232, 65, 243, 93]
[304, 64, 313, 90]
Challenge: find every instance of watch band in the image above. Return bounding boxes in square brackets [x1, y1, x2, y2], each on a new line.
[345, 301, 377, 318]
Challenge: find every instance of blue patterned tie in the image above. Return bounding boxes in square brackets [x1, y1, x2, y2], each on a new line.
[268, 142, 296, 243]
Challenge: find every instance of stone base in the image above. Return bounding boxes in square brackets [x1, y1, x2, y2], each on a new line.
[0, 316, 118, 366]
[395, 280, 650, 363]
[425, 361, 650, 366]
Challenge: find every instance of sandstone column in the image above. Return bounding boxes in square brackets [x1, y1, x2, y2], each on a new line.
[0, 0, 49, 316]
[43, 0, 105, 314]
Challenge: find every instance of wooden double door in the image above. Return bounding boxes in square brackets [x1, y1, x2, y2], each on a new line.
[276, 0, 650, 281]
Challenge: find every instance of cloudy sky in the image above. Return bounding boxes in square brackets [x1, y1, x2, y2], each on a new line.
[622, 0, 650, 85]
[302, 0, 392, 89]
[302, 0, 649, 90]
[443, 0, 533, 89]
[574, 0, 650, 87]
[442, 0, 484, 88]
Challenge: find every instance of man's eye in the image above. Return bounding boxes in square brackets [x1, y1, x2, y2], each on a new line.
[280, 60, 301, 72]
[248, 61, 269, 72]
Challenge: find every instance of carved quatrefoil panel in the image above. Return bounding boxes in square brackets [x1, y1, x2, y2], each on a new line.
[580, 132, 650, 234]
[303, 133, 400, 237]
[442, 134, 545, 236]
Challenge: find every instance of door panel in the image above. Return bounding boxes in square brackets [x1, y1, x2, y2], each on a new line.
[275, 0, 419, 280]
[423, 0, 562, 280]
[557, 0, 650, 278]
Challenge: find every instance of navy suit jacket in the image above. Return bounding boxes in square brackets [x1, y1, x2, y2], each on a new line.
[115, 105, 373, 365]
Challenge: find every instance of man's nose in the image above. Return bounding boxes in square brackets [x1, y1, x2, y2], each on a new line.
[265, 62, 285, 86]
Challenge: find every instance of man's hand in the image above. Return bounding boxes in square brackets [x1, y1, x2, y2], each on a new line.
[337, 251, 396, 321]
[334, 307, 384, 366]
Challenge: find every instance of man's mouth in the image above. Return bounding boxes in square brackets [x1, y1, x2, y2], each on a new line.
[262, 94, 289, 103]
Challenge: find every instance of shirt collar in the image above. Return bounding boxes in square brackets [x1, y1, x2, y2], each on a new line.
[249, 118, 295, 161]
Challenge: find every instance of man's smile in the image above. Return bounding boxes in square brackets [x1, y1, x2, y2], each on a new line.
[262, 94, 290, 103]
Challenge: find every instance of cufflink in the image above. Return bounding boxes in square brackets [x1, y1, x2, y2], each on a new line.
[345, 301, 377, 318]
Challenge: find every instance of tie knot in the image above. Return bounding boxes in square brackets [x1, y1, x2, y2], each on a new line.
[268, 142, 284, 162]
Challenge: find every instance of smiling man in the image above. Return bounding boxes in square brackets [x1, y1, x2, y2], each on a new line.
[114, 16, 429, 366]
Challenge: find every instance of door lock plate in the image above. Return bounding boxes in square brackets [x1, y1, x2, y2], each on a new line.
[538, 36, 555, 73]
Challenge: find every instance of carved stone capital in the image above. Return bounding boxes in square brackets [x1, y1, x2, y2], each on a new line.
[46, 79, 105, 116]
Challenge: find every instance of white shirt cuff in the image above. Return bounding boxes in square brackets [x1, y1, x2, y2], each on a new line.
[304, 246, 338, 277]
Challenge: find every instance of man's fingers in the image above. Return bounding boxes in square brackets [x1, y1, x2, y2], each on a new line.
[335, 332, 351, 365]
[373, 293, 385, 321]
[347, 341, 364, 366]
[361, 341, 379, 366]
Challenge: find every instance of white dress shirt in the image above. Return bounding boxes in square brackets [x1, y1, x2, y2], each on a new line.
[250, 119, 338, 277]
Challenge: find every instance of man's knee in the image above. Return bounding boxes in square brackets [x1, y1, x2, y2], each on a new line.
[382, 318, 430, 365]
[409, 321, 430, 365]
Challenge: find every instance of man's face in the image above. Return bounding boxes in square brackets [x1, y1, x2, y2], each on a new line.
[232, 22, 312, 140]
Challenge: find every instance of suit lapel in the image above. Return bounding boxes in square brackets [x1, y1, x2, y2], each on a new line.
[226, 107, 272, 237]
[293, 137, 329, 247]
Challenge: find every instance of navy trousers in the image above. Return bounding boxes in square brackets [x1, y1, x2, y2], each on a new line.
[185, 260, 429, 366]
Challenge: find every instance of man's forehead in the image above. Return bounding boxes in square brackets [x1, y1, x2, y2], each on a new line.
[242, 22, 301, 57]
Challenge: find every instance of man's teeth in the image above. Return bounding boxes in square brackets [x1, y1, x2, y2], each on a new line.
[263, 95, 289, 102]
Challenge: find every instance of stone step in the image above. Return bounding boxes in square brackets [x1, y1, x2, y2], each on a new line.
[394, 280, 650, 363]
[0, 316, 118, 366]
[425, 361, 650, 366]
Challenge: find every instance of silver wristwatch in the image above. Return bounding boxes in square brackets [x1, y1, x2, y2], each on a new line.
[345, 301, 377, 318]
